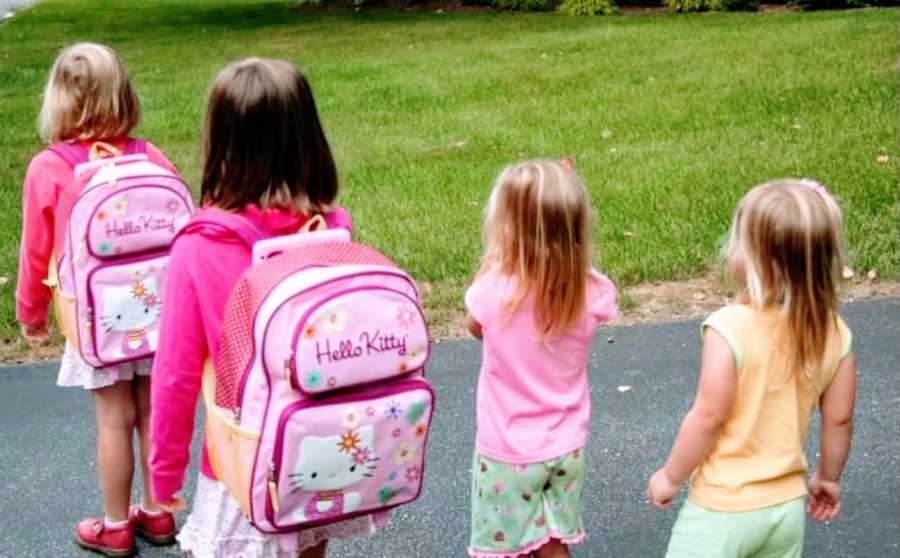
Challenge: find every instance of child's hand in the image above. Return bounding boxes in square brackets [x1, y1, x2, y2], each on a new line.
[646, 468, 681, 509]
[157, 496, 187, 513]
[807, 471, 841, 522]
[19, 322, 49, 345]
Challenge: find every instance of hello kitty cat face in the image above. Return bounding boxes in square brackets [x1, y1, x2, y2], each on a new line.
[290, 425, 376, 492]
[100, 277, 161, 333]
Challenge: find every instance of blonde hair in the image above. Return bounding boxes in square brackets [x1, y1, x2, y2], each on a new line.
[38, 43, 140, 144]
[724, 178, 844, 378]
[478, 160, 594, 338]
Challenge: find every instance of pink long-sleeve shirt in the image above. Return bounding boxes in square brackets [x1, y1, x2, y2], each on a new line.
[149, 204, 352, 504]
[16, 139, 176, 326]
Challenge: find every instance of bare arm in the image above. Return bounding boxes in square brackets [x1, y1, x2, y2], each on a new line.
[808, 353, 857, 522]
[467, 312, 483, 340]
[647, 328, 737, 508]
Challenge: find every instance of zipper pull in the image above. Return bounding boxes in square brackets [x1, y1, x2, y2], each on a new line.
[268, 463, 280, 513]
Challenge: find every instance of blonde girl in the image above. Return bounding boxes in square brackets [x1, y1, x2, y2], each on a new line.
[16, 43, 178, 556]
[647, 179, 857, 557]
[465, 160, 618, 558]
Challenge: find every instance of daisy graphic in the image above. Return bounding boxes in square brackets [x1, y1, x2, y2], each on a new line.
[392, 442, 417, 466]
[303, 324, 317, 339]
[337, 430, 361, 454]
[365, 406, 376, 417]
[342, 407, 360, 429]
[130, 281, 147, 299]
[391, 428, 402, 438]
[318, 306, 348, 333]
[165, 200, 181, 213]
[352, 447, 372, 465]
[395, 306, 417, 329]
[142, 293, 160, 309]
[404, 467, 420, 482]
[326, 376, 337, 389]
[304, 370, 322, 389]
[384, 401, 402, 420]
[112, 197, 128, 217]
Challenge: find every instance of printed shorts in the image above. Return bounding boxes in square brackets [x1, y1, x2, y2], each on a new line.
[468, 449, 586, 558]
[666, 498, 805, 558]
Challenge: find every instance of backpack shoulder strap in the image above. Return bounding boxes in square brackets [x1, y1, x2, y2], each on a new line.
[175, 208, 266, 248]
[123, 138, 148, 155]
[47, 142, 90, 168]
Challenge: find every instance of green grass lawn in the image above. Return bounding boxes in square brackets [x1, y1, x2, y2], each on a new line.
[0, 1, 897, 345]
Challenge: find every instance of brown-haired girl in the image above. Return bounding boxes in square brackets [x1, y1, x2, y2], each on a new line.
[16, 42, 179, 556]
[465, 160, 618, 558]
[149, 58, 379, 558]
[647, 179, 858, 557]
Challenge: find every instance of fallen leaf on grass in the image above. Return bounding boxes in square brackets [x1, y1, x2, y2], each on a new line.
[623, 230, 636, 238]
[0, 276, 8, 286]
[867, 269, 877, 280]
[608, 147, 618, 154]
[601, 128, 613, 139]
[617, 385, 632, 393]
[791, 123, 802, 130]
[842, 266, 855, 279]
[876, 154, 890, 165]
[450, 140, 468, 149]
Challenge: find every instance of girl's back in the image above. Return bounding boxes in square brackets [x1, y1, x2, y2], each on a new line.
[691, 304, 851, 511]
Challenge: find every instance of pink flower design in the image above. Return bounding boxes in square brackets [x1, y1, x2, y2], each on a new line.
[395, 306, 417, 329]
[405, 466, 420, 482]
[492, 482, 503, 494]
[166, 200, 180, 213]
[366, 406, 376, 417]
[327, 376, 337, 388]
[352, 447, 372, 465]
[392, 428, 402, 438]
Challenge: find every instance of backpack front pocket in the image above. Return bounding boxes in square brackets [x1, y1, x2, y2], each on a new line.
[290, 286, 429, 395]
[266, 380, 434, 530]
[84, 254, 168, 366]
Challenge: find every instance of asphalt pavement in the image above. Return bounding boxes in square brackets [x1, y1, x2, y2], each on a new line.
[1, 298, 897, 557]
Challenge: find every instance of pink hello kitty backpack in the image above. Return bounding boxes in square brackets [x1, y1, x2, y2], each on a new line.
[193, 210, 434, 535]
[49, 140, 194, 367]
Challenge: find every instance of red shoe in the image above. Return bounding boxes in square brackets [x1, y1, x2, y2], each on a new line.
[74, 518, 136, 557]
[129, 505, 176, 545]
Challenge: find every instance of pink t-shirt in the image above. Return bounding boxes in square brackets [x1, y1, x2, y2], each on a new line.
[465, 270, 618, 464]
[149, 205, 352, 503]
[16, 139, 176, 326]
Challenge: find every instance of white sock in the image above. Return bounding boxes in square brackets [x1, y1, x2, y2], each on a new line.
[139, 504, 166, 517]
[104, 517, 129, 530]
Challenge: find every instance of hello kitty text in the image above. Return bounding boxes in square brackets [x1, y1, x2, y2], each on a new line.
[105, 214, 176, 238]
[315, 330, 408, 365]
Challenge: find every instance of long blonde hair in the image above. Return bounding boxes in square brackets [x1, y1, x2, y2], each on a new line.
[724, 179, 844, 376]
[478, 160, 593, 338]
[38, 42, 140, 144]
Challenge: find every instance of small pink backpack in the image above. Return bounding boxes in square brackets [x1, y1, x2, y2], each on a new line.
[49, 140, 194, 367]
[191, 210, 434, 535]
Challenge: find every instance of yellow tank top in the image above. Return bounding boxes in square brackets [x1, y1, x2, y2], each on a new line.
[688, 304, 852, 512]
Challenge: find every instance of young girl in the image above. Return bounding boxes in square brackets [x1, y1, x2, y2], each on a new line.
[149, 58, 380, 558]
[647, 179, 857, 557]
[16, 43, 177, 556]
[465, 160, 618, 558]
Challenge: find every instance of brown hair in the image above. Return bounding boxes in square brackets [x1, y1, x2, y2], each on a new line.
[724, 179, 844, 378]
[39, 43, 140, 143]
[201, 58, 337, 213]
[478, 160, 594, 338]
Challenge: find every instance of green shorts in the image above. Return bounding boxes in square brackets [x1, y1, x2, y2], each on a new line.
[666, 498, 806, 558]
[468, 449, 586, 557]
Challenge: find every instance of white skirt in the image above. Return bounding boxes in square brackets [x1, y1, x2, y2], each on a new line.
[56, 342, 152, 390]
[177, 474, 381, 558]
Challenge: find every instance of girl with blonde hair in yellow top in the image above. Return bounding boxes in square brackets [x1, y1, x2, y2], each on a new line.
[647, 179, 857, 557]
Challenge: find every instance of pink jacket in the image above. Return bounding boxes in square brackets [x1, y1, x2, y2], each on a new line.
[16, 139, 175, 326]
[149, 204, 352, 504]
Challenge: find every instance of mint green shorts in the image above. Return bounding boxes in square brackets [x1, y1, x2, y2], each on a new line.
[666, 498, 805, 558]
[468, 450, 586, 557]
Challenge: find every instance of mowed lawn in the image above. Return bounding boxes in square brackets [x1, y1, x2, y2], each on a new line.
[0, 1, 897, 344]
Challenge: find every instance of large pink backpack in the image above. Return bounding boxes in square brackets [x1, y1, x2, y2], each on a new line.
[49, 140, 193, 367]
[192, 210, 435, 535]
